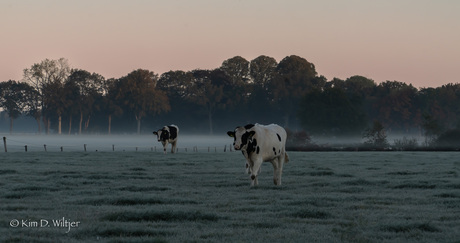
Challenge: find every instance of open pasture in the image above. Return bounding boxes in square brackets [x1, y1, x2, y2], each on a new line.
[1, 151, 459, 242]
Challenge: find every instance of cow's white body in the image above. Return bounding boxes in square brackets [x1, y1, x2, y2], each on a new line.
[153, 125, 179, 154]
[228, 123, 289, 186]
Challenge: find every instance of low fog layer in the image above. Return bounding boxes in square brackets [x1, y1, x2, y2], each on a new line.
[1, 134, 232, 152]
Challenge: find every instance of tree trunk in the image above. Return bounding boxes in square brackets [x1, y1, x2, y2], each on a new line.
[35, 117, 41, 134]
[43, 116, 49, 134]
[137, 118, 141, 135]
[9, 117, 13, 134]
[68, 116, 72, 135]
[208, 111, 213, 135]
[108, 115, 112, 135]
[85, 115, 90, 132]
[47, 119, 50, 134]
[79, 112, 83, 134]
[43, 116, 50, 135]
[58, 115, 62, 134]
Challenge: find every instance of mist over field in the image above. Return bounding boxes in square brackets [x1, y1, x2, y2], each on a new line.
[1, 134, 231, 152]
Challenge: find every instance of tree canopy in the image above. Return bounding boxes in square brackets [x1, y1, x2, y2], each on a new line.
[1, 55, 459, 140]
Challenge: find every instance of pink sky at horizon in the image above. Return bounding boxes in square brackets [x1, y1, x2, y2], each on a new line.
[1, 0, 459, 88]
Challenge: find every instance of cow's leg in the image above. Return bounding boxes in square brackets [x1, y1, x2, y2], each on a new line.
[162, 141, 168, 154]
[171, 140, 177, 153]
[245, 161, 250, 174]
[250, 158, 262, 186]
[271, 158, 280, 185]
[277, 154, 285, 185]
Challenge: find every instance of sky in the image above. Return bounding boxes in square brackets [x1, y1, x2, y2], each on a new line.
[1, 0, 459, 88]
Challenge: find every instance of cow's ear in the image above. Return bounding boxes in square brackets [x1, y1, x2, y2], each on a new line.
[248, 131, 256, 139]
[227, 131, 235, 137]
[153, 131, 157, 135]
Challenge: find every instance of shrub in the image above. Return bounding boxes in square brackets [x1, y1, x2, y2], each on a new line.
[363, 121, 389, 148]
[393, 137, 418, 150]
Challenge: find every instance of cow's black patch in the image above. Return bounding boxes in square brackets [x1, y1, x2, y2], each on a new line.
[273, 147, 277, 155]
[256, 146, 260, 154]
[241, 131, 255, 146]
[244, 124, 255, 129]
[277, 133, 281, 141]
[160, 129, 170, 141]
[247, 138, 257, 155]
[168, 126, 178, 139]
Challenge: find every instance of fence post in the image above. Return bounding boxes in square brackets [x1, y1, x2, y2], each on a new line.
[60, 146, 63, 152]
[224, 145, 226, 152]
[84, 144, 87, 152]
[44, 144, 47, 152]
[136, 147, 138, 152]
[3, 137, 6, 152]
[112, 144, 115, 152]
[25, 145, 27, 152]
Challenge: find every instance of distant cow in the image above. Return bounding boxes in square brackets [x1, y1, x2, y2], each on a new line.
[227, 123, 289, 186]
[153, 125, 179, 154]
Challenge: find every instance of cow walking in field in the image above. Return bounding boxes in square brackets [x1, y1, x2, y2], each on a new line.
[227, 123, 289, 186]
[153, 125, 179, 154]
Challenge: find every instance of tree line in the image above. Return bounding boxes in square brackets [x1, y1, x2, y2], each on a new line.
[1, 55, 459, 141]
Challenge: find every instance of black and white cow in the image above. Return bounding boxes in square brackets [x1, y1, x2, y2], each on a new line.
[153, 125, 179, 154]
[227, 123, 289, 186]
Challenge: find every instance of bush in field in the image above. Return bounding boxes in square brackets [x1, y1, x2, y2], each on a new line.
[393, 137, 418, 150]
[363, 120, 389, 148]
[435, 129, 460, 149]
[286, 129, 315, 149]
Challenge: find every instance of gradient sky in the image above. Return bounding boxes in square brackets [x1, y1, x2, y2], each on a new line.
[1, 0, 459, 88]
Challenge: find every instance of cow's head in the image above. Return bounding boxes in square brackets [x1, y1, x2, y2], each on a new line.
[227, 126, 256, 150]
[153, 127, 170, 142]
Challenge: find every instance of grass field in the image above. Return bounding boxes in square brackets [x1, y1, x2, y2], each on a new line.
[1, 151, 459, 242]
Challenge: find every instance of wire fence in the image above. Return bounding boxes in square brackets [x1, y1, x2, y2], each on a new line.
[2, 136, 235, 153]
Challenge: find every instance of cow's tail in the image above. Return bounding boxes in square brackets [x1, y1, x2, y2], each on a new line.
[284, 152, 289, 163]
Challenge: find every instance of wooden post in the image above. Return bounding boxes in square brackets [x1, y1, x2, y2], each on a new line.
[25, 145, 27, 152]
[84, 144, 87, 152]
[112, 144, 115, 151]
[3, 137, 6, 152]
[60, 146, 63, 152]
[224, 145, 226, 152]
[136, 147, 138, 152]
[44, 144, 47, 152]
